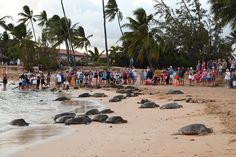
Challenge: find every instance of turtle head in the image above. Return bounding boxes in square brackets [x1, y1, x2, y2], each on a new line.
[207, 128, 213, 133]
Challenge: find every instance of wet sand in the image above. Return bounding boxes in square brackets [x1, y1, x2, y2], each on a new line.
[7, 85, 236, 157]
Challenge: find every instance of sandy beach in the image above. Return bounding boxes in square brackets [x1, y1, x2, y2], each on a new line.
[6, 85, 236, 157]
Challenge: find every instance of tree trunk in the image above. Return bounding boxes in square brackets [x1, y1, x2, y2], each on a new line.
[117, 13, 124, 36]
[30, 18, 37, 42]
[102, 0, 110, 67]
[65, 40, 71, 65]
[61, 0, 76, 67]
[146, 49, 154, 71]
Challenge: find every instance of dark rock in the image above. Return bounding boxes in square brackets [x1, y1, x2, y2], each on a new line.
[55, 115, 75, 123]
[10, 119, 29, 126]
[65, 115, 92, 125]
[138, 99, 151, 104]
[105, 116, 128, 124]
[92, 114, 109, 122]
[54, 112, 76, 121]
[113, 95, 126, 100]
[85, 108, 100, 115]
[139, 102, 159, 108]
[92, 93, 108, 97]
[54, 96, 70, 101]
[109, 97, 121, 102]
[78, 93, 91, 98]
[99, 108, 114, 114]
[167, 90, 184, 95]
[160, 103, 183, 109]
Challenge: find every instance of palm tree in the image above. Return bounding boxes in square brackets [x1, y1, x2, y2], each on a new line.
[35, 10, 48, 28]
[0, 16, 12, 30]
[109, 45, 122, 65]
[122, 8, 159, 70]
[60, 0, 76, 66]
[45, 15, 81, 65]
[105, 0, 124, 36]
[209, 0, 236, 29]
[18, 5, 37, 42]
[102, 0, 110, 67]
[88, 47, 104, 64]
[7, 23, 37, 70]
[73, 26, 93, 65]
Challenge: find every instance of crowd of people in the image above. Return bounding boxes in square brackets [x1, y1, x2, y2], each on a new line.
[17, 72, 51, 90]
[1, 58, 236, 91]
[148, 58, 236, 88]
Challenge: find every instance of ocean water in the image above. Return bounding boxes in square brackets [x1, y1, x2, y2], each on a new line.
[0, 85, 105, 157]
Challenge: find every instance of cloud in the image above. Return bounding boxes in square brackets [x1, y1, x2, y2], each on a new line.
[0, 0, 217, 51]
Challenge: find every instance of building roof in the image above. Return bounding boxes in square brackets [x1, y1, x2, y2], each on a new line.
[57, 49, 107, 58]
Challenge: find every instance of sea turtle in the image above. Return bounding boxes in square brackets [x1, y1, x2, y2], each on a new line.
[54, 96, 70, 101]
[65, 115, 91, 125]
[160, 103, 183, 109]
[55, 115, 75, 123]
[54, 112, 76, 121]
[78, 93, 91, 98]
[105, 116, 128, 124]
[116, 89, 132, 94]
[174, 124, 213, 135]
[92, 114, 109, 122]
[85, 108, 100, 115]
[92, 93, 108, 97]
[99, 108, 114, 114]
[139, 102, 159, 108]
[125, 86, 139, 91]
[113, 95, 126, 100]
[138, 99, 151, 104]
[109, 97, 121, 102]
[10, 119, 29, 126]
[167, 89, 184, 95]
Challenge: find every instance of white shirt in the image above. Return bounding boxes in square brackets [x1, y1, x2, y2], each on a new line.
[224, 72, 231, 80]
[56, 74, 62, 82]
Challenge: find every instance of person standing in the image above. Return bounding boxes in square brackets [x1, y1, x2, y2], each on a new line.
[224, 69, 231, 88]
[2, 74, 8, 90]
[46, 72, 51, 87]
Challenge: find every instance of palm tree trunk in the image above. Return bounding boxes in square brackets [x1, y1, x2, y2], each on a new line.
[117, 14, 124, 36]
[61, 0, 76, 66]
[65, 40, 71, 65]
[102, 0, 110, 67]
[30, 19, 37, 42]
[145, 49, 154, 71]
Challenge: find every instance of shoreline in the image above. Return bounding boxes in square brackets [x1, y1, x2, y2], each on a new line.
[7, 85, 236, 157]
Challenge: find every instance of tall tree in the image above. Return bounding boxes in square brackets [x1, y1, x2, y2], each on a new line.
[73, 26, 93, 65]
[18, 5, 37, 42]
[88, 47, 104, 64]
[209, 0, 236, 29]
[122, 8, 159, 70]
[102, 0, 110, 67]
[105, 0, 124, 36]
[0, 16, 12, 30]
[60, 0, 76, 66]
[35, 10, 48, 28]
[45, 15, 81, 65]
[7, 23, 37, 70]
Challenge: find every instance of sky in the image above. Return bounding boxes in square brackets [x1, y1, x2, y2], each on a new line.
[0, 0, 215, 52]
